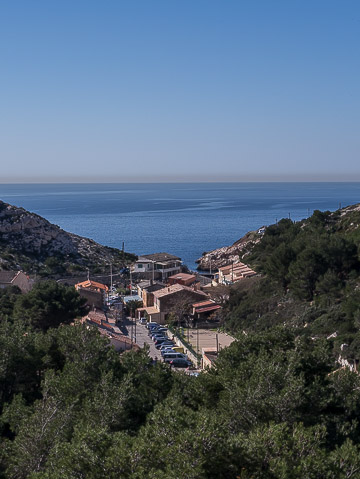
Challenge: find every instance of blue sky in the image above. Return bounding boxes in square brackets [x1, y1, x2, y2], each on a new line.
[1, 0, 359, 181]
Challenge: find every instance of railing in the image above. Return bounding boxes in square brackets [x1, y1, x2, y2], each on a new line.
[167, 324, 201, 364]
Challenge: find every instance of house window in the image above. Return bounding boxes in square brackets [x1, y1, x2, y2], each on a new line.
[138, 264, 143, 269]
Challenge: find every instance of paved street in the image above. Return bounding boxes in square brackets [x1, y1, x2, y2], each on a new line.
[122, 318, 200, 372]
[124, 318, 161, 360]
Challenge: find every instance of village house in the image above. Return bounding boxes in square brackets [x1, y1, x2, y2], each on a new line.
[148, 283, 208, 324]
[202, 348, 219, 369]
[81, 310, 138, 352]
[75, 279, 109, 309]
[137, 280, 166, 307]
[0, 270, 32, 293]
[167, 272, 198, 287]
[217, 262, 257, 284]
[131, 252, 182, 281]
[191, 300, 222, 325]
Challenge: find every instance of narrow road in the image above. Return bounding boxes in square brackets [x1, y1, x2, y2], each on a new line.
[123, 318, 198, 372]
[125, 318, 161, 360]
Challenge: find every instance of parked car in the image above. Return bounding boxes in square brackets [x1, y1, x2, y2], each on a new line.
[159, 344, 175, 351]
[146, 322, 158, 330]
[154, 338, 172, 347]
[163, 352, 187, 362]
[151, 333, 167, 341]
[156, 341, 174, 350]
[154, 337, 171, 344]
[160, 348, 176, 356]
[139, 318, 147, 325]
[149, 326, 166, 334]
[169, 358, 192, 368]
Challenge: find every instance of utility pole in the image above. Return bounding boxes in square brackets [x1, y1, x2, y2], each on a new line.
[130, 269, 133, 296]
[231, 262, 234, 283]
[196, 325, 200, 369]
[209, 258, 212, 276]
[109, 263, 113, 302]
[130, 307, 133, 347]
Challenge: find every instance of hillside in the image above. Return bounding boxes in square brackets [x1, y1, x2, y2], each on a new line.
[2, 204, 360, 477]
[222, 204, 360, 360]
[0, 201, 136, 276]
[196, 229, 262, 270]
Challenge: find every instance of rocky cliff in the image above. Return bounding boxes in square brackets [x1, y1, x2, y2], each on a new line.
[0, 201, 136, 274]
[196, 229, 263, 271]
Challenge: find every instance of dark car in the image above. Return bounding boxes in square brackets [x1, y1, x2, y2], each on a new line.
[148, 326, 166, 335]
[151, 333, 167, 341]
[160, 348, 176, 356]
[154, 338, 172, 347]
[169, 358, 192, 368]
[146, 322, 159, 330]
[156, 341, 174, 350]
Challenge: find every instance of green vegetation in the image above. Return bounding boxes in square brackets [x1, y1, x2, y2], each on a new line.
[1, 309, 360, 477]
[1, 206, 360, 477]
[224, 207, 360, 360]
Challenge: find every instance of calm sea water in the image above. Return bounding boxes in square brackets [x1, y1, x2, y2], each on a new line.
[0, 183, 359, 270]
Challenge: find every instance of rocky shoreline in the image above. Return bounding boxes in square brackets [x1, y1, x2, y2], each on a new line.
[195, 229, 262, 271]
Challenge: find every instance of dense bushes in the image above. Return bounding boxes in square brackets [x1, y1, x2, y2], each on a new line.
[224, 208, 360, 360]
[1, 321, 360, 478]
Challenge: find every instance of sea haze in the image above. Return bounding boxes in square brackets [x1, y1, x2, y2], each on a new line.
[0, 183, 359, 270]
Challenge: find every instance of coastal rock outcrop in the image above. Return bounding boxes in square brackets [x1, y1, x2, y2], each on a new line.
[196, 229, 263, 271]
[0, 200, 136, 273]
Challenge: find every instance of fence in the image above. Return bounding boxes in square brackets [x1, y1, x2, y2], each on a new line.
[167, 325, 201, 368]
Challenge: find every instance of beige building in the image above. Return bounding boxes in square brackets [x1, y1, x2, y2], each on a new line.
[217, 262, 256, 284]
[0, 270, 32, 293]
[152, 284, 208, 324]
[137, 283, 208, 324]
[75, 280, 109, 308]
[131, 253, 182, 280]
[137, 280, 166, 307]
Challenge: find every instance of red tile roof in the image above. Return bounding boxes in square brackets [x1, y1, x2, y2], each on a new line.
[192, 300, 215, 308]
[75, 280, 109, 292]
[153, 283, 207, 299]
[195, 304, 221, 313]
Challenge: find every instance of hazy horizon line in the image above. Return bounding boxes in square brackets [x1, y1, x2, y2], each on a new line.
[1, 174, 360, 184]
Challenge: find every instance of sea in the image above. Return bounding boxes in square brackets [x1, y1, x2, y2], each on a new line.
[0, 182, 359, 271]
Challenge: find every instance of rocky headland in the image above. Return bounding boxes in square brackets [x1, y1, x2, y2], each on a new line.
[0, 201, 136, 275]
[196, 229, 263, 271]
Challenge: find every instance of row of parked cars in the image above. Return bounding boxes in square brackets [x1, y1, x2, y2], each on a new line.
[145, 321, 192, 368]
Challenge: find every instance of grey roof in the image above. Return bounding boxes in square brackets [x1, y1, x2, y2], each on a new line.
[138, 280, 166, 291]
[123, 295, 143, 304]
[141, 253, 181, 262]
[146, 283, 166, 293]
[0, 270, 19, 284]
